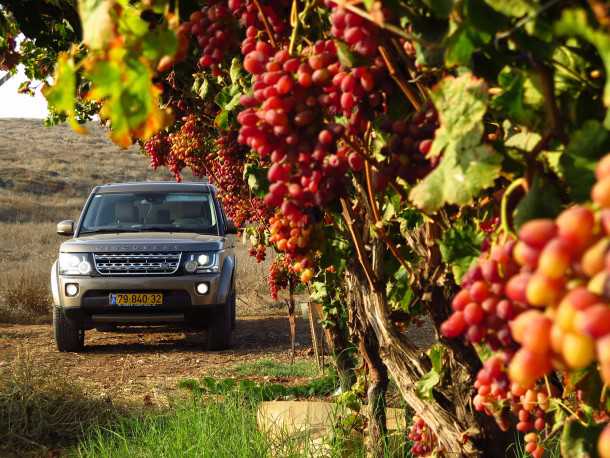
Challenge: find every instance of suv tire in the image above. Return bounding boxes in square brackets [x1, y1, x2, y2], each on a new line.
[53, 307, 85, 352]
[207, 291, 233, 351]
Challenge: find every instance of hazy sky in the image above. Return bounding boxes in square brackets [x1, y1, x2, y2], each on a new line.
[0, 66, 48, 119]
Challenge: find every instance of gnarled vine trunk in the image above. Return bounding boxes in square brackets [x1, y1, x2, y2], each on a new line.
[344, 243, 512, 457]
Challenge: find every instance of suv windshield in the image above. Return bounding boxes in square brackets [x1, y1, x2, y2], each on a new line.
[79, 191, 220, 235]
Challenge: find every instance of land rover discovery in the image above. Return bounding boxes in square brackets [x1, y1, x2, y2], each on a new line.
[50, 181, 237, 352]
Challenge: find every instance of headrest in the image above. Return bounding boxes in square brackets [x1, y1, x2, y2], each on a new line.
[178, 204, 202, 218]
[115, 202, 138, 223]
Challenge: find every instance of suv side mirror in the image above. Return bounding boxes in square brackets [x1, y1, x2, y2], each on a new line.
[225, 218, 238, 235]
[57, 220, 74, 236]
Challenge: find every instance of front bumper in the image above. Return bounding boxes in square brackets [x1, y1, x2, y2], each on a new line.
[51, 257, 235, 328]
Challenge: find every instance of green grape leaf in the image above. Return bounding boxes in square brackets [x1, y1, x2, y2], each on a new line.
[438, 222, 483, 283]
[78, 0, 115, 50]
[409, 73, 502, 211]
[444, 22, 490, 67]
[310, 281, 328, 302]
[43, 52, 83, 132]
[142, 28, 177, 61]
[512, 175, 562, 229]
[335, 40, 365, 68]
[555, 9, 610, 108]
[410, 142, 502, 212]
[492, 67, 543, 128]
[560, 417, 605, 458]
[559, 120, 610, 201]
[415, 345, 445, 400]
[229, 57, 242, 84]
[415, 369, 441, 400]
[427, 73, 489, 158]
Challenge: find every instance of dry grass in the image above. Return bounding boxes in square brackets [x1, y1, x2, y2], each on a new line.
[0, 119, 273, 322]
[0, 348, 122, 456]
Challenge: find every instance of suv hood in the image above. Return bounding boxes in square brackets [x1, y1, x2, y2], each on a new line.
[60, 232, 226, 253]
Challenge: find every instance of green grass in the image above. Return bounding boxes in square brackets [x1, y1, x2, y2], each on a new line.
[232, 358, 319, 378]
[74, 397, 295, 458]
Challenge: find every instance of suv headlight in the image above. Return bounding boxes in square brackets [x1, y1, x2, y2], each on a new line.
[58, 253, 93, 275]
[183, 252, 221, 273]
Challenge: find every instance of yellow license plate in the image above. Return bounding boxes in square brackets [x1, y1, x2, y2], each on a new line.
[110, 293, 163, 306]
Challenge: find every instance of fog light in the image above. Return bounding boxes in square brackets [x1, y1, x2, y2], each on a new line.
[65, 283, 79, 297]
[196, 283, 209, 295]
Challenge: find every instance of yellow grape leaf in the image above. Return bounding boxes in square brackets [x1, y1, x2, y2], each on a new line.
[78, 0, 116, 50]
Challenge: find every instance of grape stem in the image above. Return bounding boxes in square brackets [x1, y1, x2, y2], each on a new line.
[554, 399, 588, 427]
[364, 159, 416, 283]
[499, 178, 527, 236]
[378, 45, 422, 111]
[340, 197, 378, 289]
[389, 38, 430, 102]
[252, 0, 277, 48]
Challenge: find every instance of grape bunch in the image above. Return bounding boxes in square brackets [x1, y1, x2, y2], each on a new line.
[268, 210, 316, 283]
[407, 416, 437, 456]
[0, 34, 20, 71]
[208, 133, 265, 228]
[267, 256, 295, 299]
[440, 239, 521, 349]
[228, 0, 289, 44]
[249, 243, 267, 262]
[326, 2, 380, 58]
[187, 3, 238, 76]
[237, 40, 350, 261]
[377, 104, 439, 186]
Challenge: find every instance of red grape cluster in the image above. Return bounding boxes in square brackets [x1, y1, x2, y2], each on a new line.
[166, 114, 207, 178]
[268, 256, 294, 299]
[209, 134, 265, 228]
[228, 0, 289, 45]
[377, 105, 439, 186]
[238, 41, 352, 255]
[0, 34, 19, 71]
[407, 416, 437, 456]
[472, 355, 552, 457]
[143, 131, 186, 180]
[327, 2, 380, 58]
[440, 239, 521, 349]
[268, 211, 316, 283]
[187, 3, 238, 76]
[249, 243, 267, 262]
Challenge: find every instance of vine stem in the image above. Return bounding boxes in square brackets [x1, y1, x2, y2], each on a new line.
[252, 0, 277, 48]
[500, 178, 528, 236]
[364, 160, 415, 282]
[340, 197, 377, 289]
[378, 45, 422, 111]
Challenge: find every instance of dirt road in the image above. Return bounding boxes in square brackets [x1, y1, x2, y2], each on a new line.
[0, 313, 313, 405]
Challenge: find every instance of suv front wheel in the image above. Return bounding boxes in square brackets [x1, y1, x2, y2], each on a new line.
[206, 290, 234, 351]
[53, 307, 85, 352]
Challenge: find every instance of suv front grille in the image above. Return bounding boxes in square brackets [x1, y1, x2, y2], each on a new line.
[93, 252, 182, 275]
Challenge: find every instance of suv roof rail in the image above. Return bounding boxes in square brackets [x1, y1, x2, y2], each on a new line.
[100, 177, 210, 186]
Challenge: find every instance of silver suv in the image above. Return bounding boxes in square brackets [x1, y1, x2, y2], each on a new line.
[50, 181, 237, 352]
